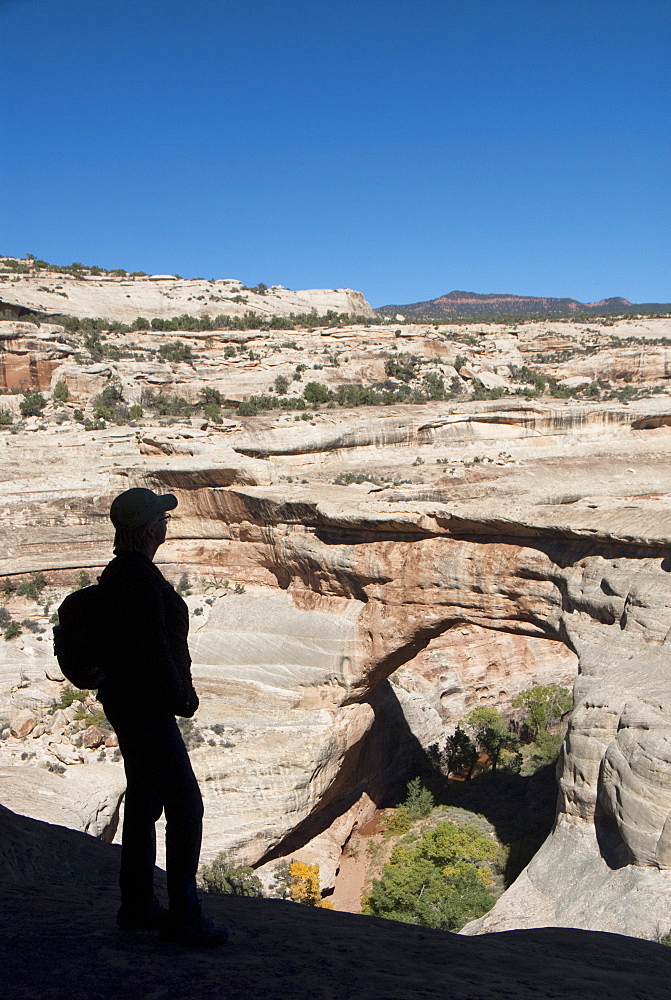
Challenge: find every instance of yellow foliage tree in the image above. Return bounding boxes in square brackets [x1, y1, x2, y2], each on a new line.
[288, 860, 333, 908]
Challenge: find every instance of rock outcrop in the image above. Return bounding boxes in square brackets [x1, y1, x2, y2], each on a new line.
[0, 269, 374, 322]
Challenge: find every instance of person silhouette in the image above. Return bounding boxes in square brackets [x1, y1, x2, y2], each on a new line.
[97, 487, 228, 946]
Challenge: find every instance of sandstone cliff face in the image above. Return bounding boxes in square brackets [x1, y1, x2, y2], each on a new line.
[0, 272, 374, 322]
[151, 482, 671, 935]
[3, 312, 671, 937]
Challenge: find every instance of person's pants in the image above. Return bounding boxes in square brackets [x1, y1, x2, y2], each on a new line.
[104, 707, 203, 914]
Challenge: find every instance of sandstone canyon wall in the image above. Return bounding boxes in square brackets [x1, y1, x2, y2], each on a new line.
[2, 306, 671, 938]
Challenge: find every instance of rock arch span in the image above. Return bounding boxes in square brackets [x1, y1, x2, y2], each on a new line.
[134, 475, 671, 937]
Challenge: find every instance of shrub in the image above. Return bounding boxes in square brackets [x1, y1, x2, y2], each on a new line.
[508, 365, 547, 392]
[19, 393, 47, 418]
[4, 621, 22, 640]
[383, 806, 411, 836]
[159, 340, 194, 364]
[74, 571, 91, 590]
[273, 374, 289, 395]
[422, 372, 447, 400]
[0, 407, 14, 425]
[73, 409, 85, 422]
[200, 852, 263, 896]
[384, 353, 419, 382]
[203, 403, 222, 423]
[16, 572, 47, 602]
[21, 618, 45, 634]
[177, 718, 203, 748]
[52, 381, 70, 403]
[53, 685, 89, 710]
[200, 386, 224, 407]
[237, 393, 306, 416]
[141, 389, 192, 418]
[529, 729, 564, 768]
[83, 332, 104, 361]
[303, 381, 332, 405]
[0, 607, 11, 627]
[176, 573, 191, 595]
[128, 404, 143, 420]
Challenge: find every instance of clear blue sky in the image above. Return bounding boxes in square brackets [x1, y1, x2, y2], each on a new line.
[2, 0, 669, 306]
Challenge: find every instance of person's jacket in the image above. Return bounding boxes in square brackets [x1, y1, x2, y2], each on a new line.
[96, 551, 199, 718]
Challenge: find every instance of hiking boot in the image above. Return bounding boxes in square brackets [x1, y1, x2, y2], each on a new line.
[117, 896, 168, 931]
[159, 905, 229, 947]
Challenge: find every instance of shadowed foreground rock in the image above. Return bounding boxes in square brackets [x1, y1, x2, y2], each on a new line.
[1, 805, 670, 1000]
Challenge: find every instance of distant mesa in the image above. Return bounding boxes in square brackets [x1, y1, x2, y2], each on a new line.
[376, 289, 670, 319]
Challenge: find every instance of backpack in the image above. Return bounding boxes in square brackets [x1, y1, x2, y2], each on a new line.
[52, 585, 108, 690]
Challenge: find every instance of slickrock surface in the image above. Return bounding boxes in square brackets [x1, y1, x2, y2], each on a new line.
[3, 300, 671, 940]
[2, 803, 671, 1000]
[0, 271, 373, 322]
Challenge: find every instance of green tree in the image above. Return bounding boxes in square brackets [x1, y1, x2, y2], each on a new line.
[362, 822, 497, 931]
[384, 353, 418, 382]
[513, 684, 572, 738]
[303, 381, 332, 405]
[429, 726, 478, 778]
[200, 386, 224, 407]
[422, 372, 447, 400]
[83, 332, 104, 361]
[466, 707, 521, 772]
[16, 572, 47, 602]
[4, 620, 22, 640]
[529, 728, 564, 767]
[19, 392, 47, 418]
[404, 777, 434, 820]
[200, 852, 263, 897]
[415, 822, 499, 868]
[203, 403, 223, 423]
[159, 340, 194, 364]
[52, 380, 69, 404]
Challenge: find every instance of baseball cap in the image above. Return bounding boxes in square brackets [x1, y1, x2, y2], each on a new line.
[110, 488, 178, 530]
